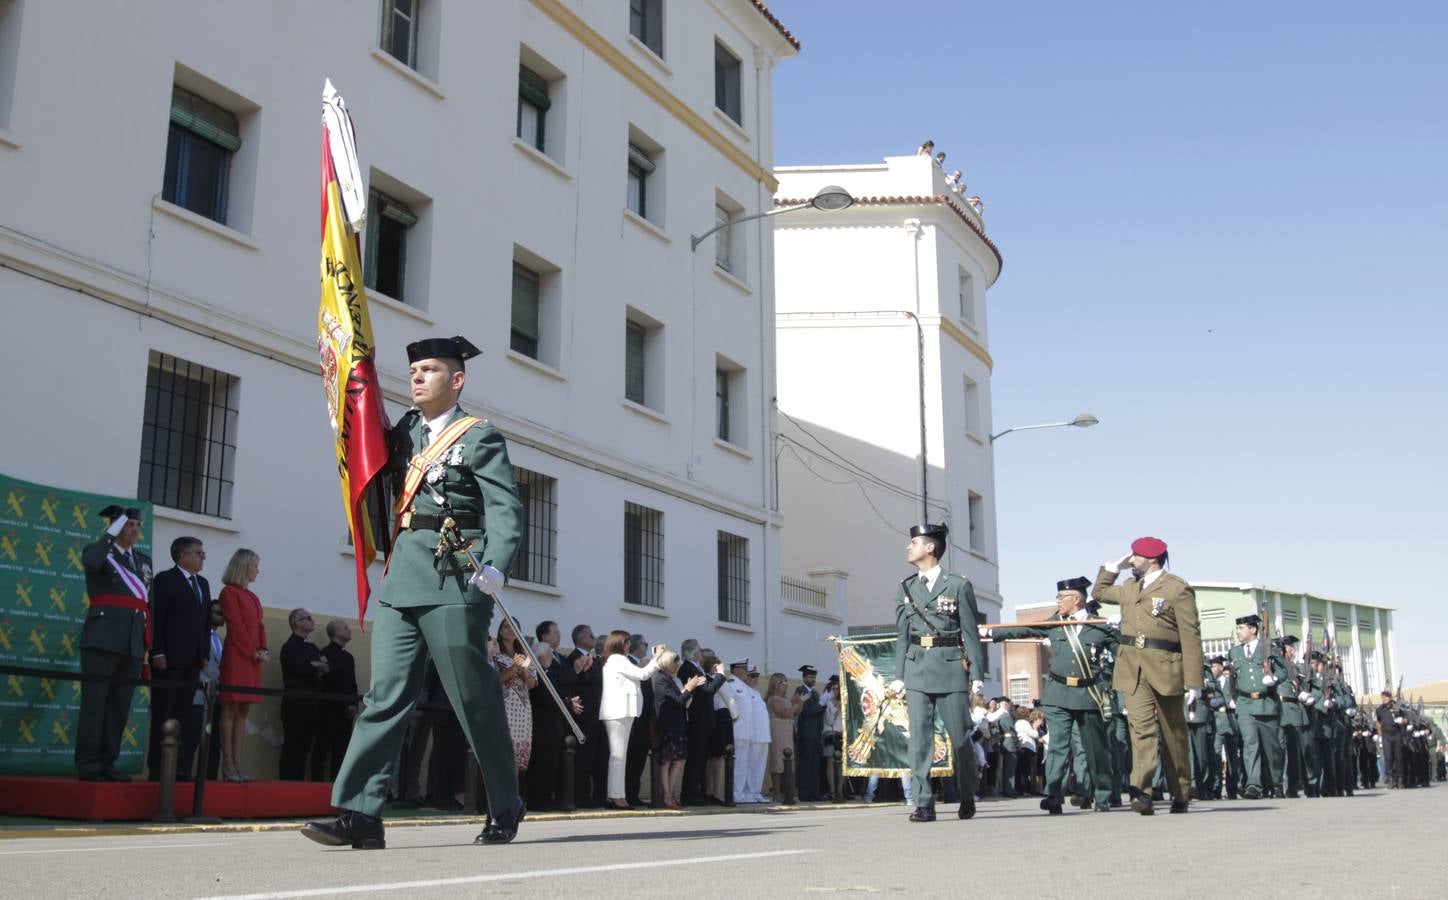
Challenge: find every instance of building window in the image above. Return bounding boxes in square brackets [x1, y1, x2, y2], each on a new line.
[1008, 675, 1030, 706]
[137, 352, 239, 519]
[626, 143, 655, 220]
[714, 204, 734, 272]
[509, 467, 557, 586]
[714, 356, 745, 445]
[517, 65, 550, 152]
[511, 263, 541, 359]
[364, 189, 416, 303]
[959, 269, 975, 325]
[625, 321, 647, 405]
[717, 531, 749, 625]
[162, 86, 240, 224]
[0, 0, 23, 132]
[629, 0, 663, 57]
[715, 367, 731, 442]
[380, 0, 419, 69]
[714, 40, 742, 124]
[968, 491, 985, 553]
[963, 377, 980, 437]
[624, 502, 664, 608]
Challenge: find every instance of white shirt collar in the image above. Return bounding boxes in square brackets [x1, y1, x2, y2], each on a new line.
[1141, 568, 1164, 588]
[424, 405, 460, 438]
[1069, 608, 1089, 622]
[918, 565, 942, 589]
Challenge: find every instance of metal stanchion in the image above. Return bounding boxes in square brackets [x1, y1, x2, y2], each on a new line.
[153, 719, 180, 823]
[724, 744, 736, 807]
[782, 747, 797, 805]
[832, 735, 844, 802]
[560, 735, 578, 813]
[186, 680, 221, 823]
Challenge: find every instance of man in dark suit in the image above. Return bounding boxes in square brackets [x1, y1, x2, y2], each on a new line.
[625, 633, 654, 805]
[563, 623, 605, 807]
[147, 536, 211, 780]
[312, 619, 359, 781]
[794, 665, 825, 801]
[678, 638, 724, 805]
[279, 608, 325, 780]
[77, 505, 152, 782]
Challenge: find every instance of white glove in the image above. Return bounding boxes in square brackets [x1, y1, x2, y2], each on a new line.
[1040, 638, 1052, 649]
[1347, 708, 1357, 716]
[887, 679, 905, 696]
[470, 564, 505, 595]
[1304, 696, 1315, 706]
[980, 627, 993, 640]
[1185, 689, 1200, 706]
[106, 514, 128, 537]
[1106, 553, 1130, 573]
[971, 680, 984, 695]
[1297, 691, 1311, 703]
[1261, 674, 1276, 686]
[1323, 698, 1334, 709]
[1395, 716, 1406, 725]
[1228, 701, 1237, 710]
[1107, 613, 1122, 627]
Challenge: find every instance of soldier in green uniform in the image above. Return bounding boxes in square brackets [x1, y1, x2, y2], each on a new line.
[1227, 614, 1285, 799]
[887, 523, 985, 822]
[1209, 656, 1241, 799]
[1277, 635, 1310, 797]
[304, 336, 524, 849]
[1184, 662, 1218, 800]
[76, 505, 152, 782]
[985, 577, 1118, 814]
[1092, 536, 1203, 815]
[1330, 661, 1358, 795]
[1303, 650, 1336, 795]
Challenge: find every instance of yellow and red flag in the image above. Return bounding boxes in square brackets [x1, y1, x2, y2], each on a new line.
[318, 80, 389, 625]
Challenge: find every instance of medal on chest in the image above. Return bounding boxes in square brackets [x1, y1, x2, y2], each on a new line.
[935, 594, 957, 615]
[1150, 597, 1166, 617]
[424, 461, 445, 485]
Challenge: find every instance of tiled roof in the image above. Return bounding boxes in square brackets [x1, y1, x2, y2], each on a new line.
[749, 1, 801, 51]
[775, 194, 1004, 277]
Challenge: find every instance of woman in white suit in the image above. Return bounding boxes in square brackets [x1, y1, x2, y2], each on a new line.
[599, 629, 664, 809]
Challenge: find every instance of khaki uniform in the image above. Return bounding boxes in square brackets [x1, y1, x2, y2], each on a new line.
[1092, 566, 1203, 802]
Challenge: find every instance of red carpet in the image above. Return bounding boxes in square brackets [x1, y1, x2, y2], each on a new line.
[0, 776, 334, 821]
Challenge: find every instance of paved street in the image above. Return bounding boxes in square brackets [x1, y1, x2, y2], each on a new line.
[2, 787, 1441, 899]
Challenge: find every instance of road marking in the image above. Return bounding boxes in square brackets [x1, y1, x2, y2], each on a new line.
[197, 849, 817, 899]
[0, 841, 225, 855]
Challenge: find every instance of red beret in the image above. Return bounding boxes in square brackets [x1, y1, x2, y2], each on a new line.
[1131, 536, 1168, 558]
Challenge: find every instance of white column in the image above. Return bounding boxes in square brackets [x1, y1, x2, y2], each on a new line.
[1324, 598, 1334, 652]
[1373, 607, 1385, 692]
[1299, 594, 1309, 641]
[1349, 604, 1363, 695]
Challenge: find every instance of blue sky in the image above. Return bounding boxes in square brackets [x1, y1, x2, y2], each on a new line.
[770, 1, 1448, 686]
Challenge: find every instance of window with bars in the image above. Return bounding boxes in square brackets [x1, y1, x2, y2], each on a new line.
[1008, 675, 1031, 706]
[624, 502, 663, 607]
[508, 467, 557, 586]
[137, 352, 239, 518]
[517, 65, 550, 152]
[380, 0, 419, 69]
[162, 86, 239, 224]
[629, 0, 663, 56]
[717, 531, 749, 625]
[714, 40, 742, 124]
[511, 263, 541, 359]
[364, 188, 416, 303]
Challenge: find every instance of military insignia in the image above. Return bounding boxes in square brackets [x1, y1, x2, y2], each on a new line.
[425, 462, 445, 484]
[936, 596, 957, 615]
[448, 445, 464, 466]
[1135, 633, 1146, 649]
[1150, 597, 1166, 617]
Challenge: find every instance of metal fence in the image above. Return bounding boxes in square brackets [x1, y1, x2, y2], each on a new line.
[780, 574, 827, 609]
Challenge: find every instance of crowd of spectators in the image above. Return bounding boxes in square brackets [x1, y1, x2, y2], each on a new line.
[917, 138, 985, 215]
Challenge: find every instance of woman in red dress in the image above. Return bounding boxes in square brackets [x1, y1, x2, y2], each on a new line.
[218, 548, 268, 781]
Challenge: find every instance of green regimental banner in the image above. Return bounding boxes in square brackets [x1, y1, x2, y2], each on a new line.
[835, 634, 953, 777]
[0, 473, 152, 775]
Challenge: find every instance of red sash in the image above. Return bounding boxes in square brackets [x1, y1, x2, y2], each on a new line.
[89, 594, 153, 651]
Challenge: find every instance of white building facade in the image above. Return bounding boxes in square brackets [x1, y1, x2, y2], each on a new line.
[773, 155, 1007, 688]
[0, 1, 814, 673]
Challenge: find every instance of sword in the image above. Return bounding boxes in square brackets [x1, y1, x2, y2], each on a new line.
[434, 511, 587, 745]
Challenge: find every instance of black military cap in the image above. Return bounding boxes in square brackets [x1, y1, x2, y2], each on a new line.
[1309, 651, 1325, 662]
[798, 665, 817, 676]
[1056, 576, 1091, 594]
[1210, 656, 1227, 665]
[98, 505, 141, 522]
[406, 335, 481, 366]
[909, 523, 949, 541]
[1280, 635, 1299, 646]
[1235, 614, 1261, 627]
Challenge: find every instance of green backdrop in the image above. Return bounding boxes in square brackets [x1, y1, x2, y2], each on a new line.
[0, 472, 152, 775]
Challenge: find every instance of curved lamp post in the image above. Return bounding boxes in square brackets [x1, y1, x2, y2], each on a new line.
[990, 413, 1099, 444]
[690, 185, 854, 251]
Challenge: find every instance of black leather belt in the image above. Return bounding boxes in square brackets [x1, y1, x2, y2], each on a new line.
[1235, 690, 1264, 700]
[911, 634, 962, 648]
[1048, 672, 1097, 688]
[405, 512, 480, 531]
[1125, 634, 1181, 652]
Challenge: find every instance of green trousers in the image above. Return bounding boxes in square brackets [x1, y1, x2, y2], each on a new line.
[1046, 705, 1113, 805]
[332, 601, 518, 819]
[1188, 723, 1215, 798]
[1282, 723, 1307, 794]
[905, 689, 978, 810]
[1236, 712, 1281, 793]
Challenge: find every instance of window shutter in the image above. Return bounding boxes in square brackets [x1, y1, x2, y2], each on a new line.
[625, 322, 646, 403]
[518, 66, 551, 112]
[627, 144, 656, 175]
[170, 87, 241, 153]
[511, 264, 540, 343]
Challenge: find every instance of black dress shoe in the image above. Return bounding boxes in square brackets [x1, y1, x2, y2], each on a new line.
[908, 806, 936, 822]
[1243, 786, 1262, 800]
[957, 799, 975, 820]
[1070, 795, 1091, 808]
[1169, 800, 1189, 814]
[476, 797, 526, 845]
[1109, 796, 1122, 808]
[1131, 796, 1154, 816]
[101, 770, 132, 783]
[1093, 800, 1111, 812]
[1040, 798, 1063, 815]
[301, 811, 386, 850]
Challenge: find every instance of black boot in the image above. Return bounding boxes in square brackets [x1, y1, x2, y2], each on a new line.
[908, 805, 936, 822]
[1040, 797, 1063, 815]
[957, 798, 975, 820]
[475, 797, 526, 845]
[301, 811, 386, 850]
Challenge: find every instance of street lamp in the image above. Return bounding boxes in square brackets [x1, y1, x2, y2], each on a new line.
[989, 413, 1099, 443]
[690, 185, 854, 251]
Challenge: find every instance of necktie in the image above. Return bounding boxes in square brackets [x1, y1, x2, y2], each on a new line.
[189, 574, 202, 604]
[420, 424, 432, 449]
[123, 550, 135, 571]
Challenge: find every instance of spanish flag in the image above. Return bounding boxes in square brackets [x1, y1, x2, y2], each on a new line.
[318, 80, 389, 625]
